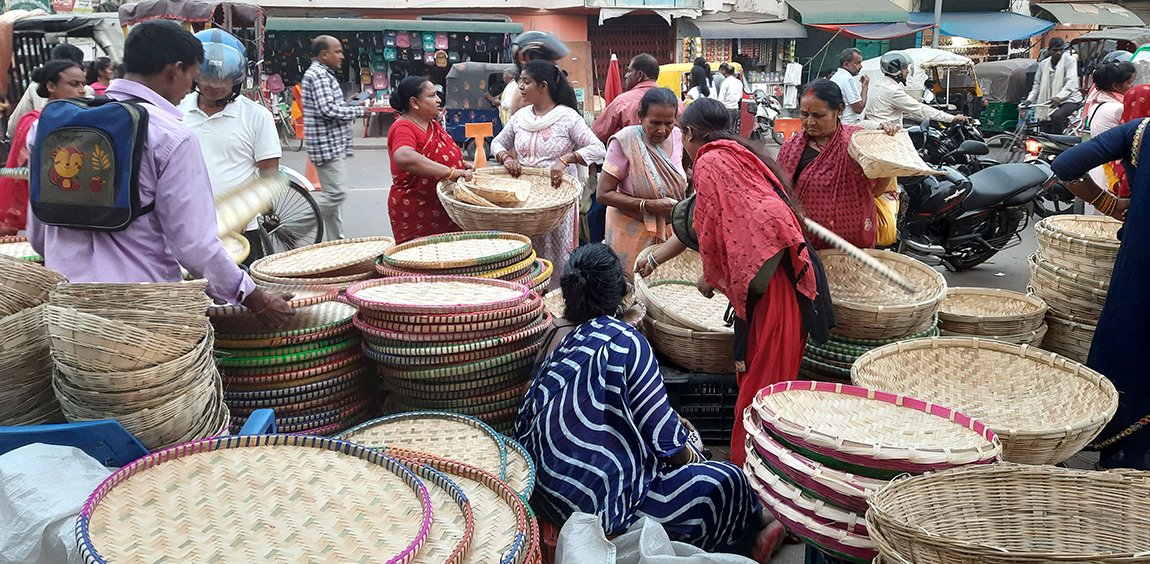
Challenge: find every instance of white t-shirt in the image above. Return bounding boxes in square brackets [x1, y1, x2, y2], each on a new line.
[718, 76, 743, 110]
[180, 93, 281, 231]
[831, 68, 864, 124]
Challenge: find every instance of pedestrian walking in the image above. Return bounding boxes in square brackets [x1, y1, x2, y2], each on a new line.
[301, 34, 367, 241]
[717, 63, 743, 132]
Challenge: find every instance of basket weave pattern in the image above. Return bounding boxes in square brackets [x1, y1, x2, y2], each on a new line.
[438, 168, 581, 237]
[820, 249, 947, 341]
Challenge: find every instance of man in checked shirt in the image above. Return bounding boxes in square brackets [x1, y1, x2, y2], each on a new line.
[301, 35, 367, 241]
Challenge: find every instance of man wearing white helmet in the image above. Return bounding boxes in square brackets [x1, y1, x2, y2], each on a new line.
[180, 29, 281, 263]
[864, 51, 967, 126]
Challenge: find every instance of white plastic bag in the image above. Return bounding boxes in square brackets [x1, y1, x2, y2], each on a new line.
[0, 444, 112, 564]
[557, 512, 757, 564]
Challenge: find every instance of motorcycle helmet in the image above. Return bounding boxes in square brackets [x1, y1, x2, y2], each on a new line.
[197, 29, 246, 106]
[1104, 50, 1134, 64]
[510, 31, 570, 65]
[880, 51, 912, 79]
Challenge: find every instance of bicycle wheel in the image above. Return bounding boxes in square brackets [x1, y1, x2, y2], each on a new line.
[257, 182, 323, 254]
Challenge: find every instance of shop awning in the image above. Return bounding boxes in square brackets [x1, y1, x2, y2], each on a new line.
[678, 15, 807, 39]
[808, 22, 932, 40]
[265, 16, 523, 34]
[907, 11, 1055, 41]
[1032, 3, 1144, 27]
[784, 0, 907, 25]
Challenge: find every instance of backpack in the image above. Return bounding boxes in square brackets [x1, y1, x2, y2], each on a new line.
[30, 97, 150, 232]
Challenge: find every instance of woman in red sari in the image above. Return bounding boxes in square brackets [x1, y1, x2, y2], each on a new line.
[388, 76, 473, 243]
[777, 79, 896, 250]
[637, 98, 828, 468]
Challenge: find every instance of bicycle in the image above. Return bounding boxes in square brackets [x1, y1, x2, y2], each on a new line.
[255, 166, 323, 256]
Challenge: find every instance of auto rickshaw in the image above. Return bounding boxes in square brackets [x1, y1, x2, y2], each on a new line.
[657, 61, 742, 100]
[3, 12, 124, 110]
[444, 62, 515, 159]
[973, 58, 1036, 135]
[1073, 27, 1150, 92]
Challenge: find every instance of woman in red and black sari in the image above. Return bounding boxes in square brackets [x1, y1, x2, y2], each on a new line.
[387, 76, 474, 243]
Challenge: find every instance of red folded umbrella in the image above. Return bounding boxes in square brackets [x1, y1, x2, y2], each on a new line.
[604, 54, 622, 105]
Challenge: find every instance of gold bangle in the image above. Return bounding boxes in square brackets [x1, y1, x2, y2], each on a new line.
[445, 167, 456, 180]
[558, 156, 570, 167]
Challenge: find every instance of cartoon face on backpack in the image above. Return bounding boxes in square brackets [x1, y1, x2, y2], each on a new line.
[49, 146, 85, 191]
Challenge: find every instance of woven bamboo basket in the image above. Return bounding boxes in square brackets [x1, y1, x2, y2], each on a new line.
[848, 129, 944, 179]
[0, 254, 66, 302]
[1035, 215, 1121, 259]
[821, 249, 947, 341]
[938, 322, 1047, 346]
[937, 288, 1047, 335]
[50, 280, 212, 316]
[438, 167, 580, 237]
[46, 305, 201, 372]
[852, 337, 1117, 465]
[542, 289, 646, 327]
[1028, 254, 1107, 323]
[1036, 246, 1116, 281]
[866, 463, 1150, 564]
[252, 236, 395, 278]
[641, 317, 735, 374]
[1042, 310, 1097, 364]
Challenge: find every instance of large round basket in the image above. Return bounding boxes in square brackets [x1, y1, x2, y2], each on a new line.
[438, 167, 580, 238]
[937, 287, 1047, 335]
[820, 249, 947, 341]
[851, 337, 1117, 465]
[77, 434, 434, 564]
[866, 463, 1150, 564]
[750, 381, 1001, 479]
[1035, 215, 1121, 267]
[1028, 253, 1107, 323]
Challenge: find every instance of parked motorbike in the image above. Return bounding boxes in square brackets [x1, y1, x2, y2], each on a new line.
[898, 140, 1057, 271]
[746, 89, 784, 145]
[906, 118, 996, 176]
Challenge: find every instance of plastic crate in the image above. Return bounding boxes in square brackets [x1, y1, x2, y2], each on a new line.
[662, 371, 738, 446]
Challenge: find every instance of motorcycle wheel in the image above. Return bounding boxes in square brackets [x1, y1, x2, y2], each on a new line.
[750, 129, 763, 142]
[943, 248, 999, 271]
[771, 126, 785, 145]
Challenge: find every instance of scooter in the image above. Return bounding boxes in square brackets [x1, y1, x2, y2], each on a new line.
[898, 140, 1057, 271]
[746, 89, 784, 145]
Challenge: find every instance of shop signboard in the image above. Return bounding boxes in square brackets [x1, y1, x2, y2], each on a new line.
[7, 0, 51, 11]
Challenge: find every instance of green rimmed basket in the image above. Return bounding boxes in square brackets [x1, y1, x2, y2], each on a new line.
[215, 337, 362, 368]
[224, 363, 372, 400]
[214, 301, 357, 342]
[346, 275, 531, 315]
[380, 231, 533, 271]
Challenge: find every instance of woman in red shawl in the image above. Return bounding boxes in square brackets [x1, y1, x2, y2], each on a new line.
[388, 76, 473, 243]
[777, 79, 898, 249]
[1110, 83, 1150, 198]
[637, 98, 825, 470]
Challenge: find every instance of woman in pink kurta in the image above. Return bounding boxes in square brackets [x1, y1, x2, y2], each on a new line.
[492, 60, 605, 281]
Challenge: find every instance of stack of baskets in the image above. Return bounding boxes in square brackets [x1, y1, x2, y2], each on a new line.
[47, 281, 227, 451]
[744, 380, 1002, 563]
[0, 255, 68, 425]
[347, 274, 550, 436]
[376, 231, 552, 294]
[0, 235, 41, 262]
[77, 412, 541, 564]
[249, 236, 394, 291]
[1031, 215, 1121, 363]
[210, 284, 377, 436]
[867, 464, 1150, 564]
[635, 246, 735, 374]
[438, 167, 582, 239]
[803, 249, 947, 382]
[852, 337, 1117, 464]
[936, 288, 1048, 345]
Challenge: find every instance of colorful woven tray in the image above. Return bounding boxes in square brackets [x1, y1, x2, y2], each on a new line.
[355, 311, 540, 344]
[382, 369, 532, 401]
[389, 452, 533, 564]
[752, 381, 1001, 479]
[380, 231, 533, 271]
[364, 338, 535, 369]
[532, 259, 552, 287]
[375, 250, 528, 278]
[221, 352, 365, 384]
[217, 335, 352, 359]
[216, 324, 356, 350]
[77, 434, 432, 564]
[502, 437, 535, 501]
[254, 236, 395, 277]
[206, 283, 339, 317]
[394, 383, 524, 411]
[215, 338, 361, 368]
[363, 314, 552, 357]
[402, 461, 476, 564]
[0, 236, 41, 262]
[338, 411, 507, 480]
[362, 294, 542, 325]
[224, 364, 372, 400]
[376, 356, 535, 390]
[375, 345, 542, 381]
[361, 306, 542, 335]
[388, 394, 520, 418]
[347, 276, 531, 315]
[226, 379, 371, 414]
[746, 449, 871, 538]
[214, 301, 357, 341]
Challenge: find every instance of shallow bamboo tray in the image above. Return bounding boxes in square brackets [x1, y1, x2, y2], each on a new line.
[77, 435, 434, 564]
[938, 322, 1047, 346]
[1028, 254, 1106, 323]
[937, 287, 1047, 335]
[848, 129, 944, 178]
[253, 236, 395, 277]
[337, 411, 507, 480]
[0, 236, 41, 262]
[852, 337, 1117, 465]
[866, 463, 1150, 564]
[820, 249, 947, 341]
[438, 167, 580, 238]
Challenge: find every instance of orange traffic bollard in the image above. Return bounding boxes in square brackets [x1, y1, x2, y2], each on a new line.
[465, 122, 494, 169]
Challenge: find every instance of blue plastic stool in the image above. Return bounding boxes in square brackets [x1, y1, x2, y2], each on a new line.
[0, 409, 277, 467]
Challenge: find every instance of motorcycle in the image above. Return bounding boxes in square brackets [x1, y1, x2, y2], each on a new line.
[898, 139, 1057, 271]
[998, 102, 1084, 217]
[906, 118, 996, 176]
[746, 89, 784, 145]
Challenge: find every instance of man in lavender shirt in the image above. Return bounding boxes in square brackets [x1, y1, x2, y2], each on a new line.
[28, 20, 293, 327]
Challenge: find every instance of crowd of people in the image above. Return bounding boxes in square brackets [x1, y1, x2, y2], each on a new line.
[6, 20, 1149, 564]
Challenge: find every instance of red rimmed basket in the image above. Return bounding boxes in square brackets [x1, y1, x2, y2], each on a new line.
[206, 283, 339, 317]
[354, 310, 541, 344]
[752, 381, 1001, 480]
[361, 293, 543, 326]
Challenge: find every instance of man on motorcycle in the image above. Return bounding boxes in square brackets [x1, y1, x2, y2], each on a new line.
[865, 51, 968, 126]
[1023, 37, 1081, 134]
[179, 29, 281, 264]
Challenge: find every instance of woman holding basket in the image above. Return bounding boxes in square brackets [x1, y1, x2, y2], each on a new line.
[492, 59, 605, 277]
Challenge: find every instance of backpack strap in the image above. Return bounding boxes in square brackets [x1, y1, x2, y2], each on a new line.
[1133, 117, 1150, 167]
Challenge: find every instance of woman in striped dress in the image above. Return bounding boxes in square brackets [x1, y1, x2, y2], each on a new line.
[514, 244, 785, 560]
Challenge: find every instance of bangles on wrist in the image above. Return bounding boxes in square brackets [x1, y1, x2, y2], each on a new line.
[639, 199, 647, 214]
[1091, 190, 1118, 215]
[444, 167, 456, 180]
[646, 252, 660, 272]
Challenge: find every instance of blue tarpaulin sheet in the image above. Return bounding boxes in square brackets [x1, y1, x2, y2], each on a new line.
[907, 11, 1055, 41]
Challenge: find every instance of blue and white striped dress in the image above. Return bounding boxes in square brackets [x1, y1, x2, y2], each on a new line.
[513, 316, 761, 552]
